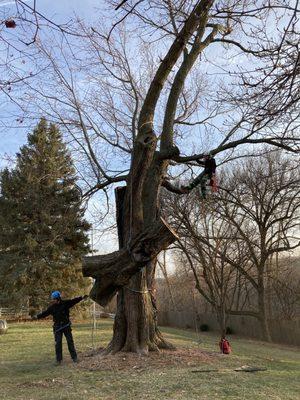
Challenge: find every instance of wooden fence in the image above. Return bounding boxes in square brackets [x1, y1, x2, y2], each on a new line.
[0, 307, 29, 320]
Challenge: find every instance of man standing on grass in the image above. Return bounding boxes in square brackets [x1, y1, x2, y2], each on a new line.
[33, 290, 88, 365]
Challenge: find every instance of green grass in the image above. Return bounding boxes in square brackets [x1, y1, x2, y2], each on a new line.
[0, 320, 299, 400]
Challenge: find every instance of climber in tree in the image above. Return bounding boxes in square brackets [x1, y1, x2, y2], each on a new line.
[181, 153, 217, 198]
[32, 290, 88, 365]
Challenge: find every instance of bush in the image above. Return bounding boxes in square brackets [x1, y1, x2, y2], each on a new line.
[226, 326, 234, 335]
[200, 324, 209, 332]
[0, 320, 8, 334]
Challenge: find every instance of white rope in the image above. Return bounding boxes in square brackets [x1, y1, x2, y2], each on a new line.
[124, 287, 150, 294]
[91, 301, 97, 351]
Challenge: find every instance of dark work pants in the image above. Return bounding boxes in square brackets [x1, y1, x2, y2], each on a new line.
[188, 171, 210, 198]
[54, 325, 77, 362]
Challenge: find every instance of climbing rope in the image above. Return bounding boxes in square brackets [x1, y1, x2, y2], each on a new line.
[91, 300, 97, 351]
[124, 287, 150, 294]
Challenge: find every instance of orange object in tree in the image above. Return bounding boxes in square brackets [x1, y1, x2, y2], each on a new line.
[210, 174, 218, 192]
[219, 338, 231, 354]
[5, 20, 16, 28]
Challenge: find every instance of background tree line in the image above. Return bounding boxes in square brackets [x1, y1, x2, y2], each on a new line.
[160, 152, 300, 341]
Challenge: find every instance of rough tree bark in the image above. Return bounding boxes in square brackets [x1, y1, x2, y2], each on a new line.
[83, 186, 177, 353]
[82, 0, 215, 353]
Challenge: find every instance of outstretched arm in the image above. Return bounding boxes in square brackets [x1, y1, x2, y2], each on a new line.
[65, 295, 88, 309]
[36, 306, 53, 319]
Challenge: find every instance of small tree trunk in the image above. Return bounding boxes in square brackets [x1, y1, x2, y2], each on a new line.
[257, 281, 272, 342]
[216, 302, 227, 337]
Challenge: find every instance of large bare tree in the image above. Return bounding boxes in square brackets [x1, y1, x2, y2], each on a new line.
[1, 1, 300, 352]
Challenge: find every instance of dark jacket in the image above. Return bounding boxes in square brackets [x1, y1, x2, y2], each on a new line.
[197, 157, 216, 177]
[37, 297, 83, 328]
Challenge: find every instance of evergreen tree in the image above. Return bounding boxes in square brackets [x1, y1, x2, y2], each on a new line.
[0, 119, 90, 311]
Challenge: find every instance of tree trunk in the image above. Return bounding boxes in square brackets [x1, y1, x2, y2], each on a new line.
[216, 303, 227, 338]
[257, 281, 272, 342]
[100, 186, 175, 354]
[106, 263, 174, 354]
[81, 0, 216, 354]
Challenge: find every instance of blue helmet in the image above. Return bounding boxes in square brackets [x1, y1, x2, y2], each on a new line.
[51, 290, 61, 300]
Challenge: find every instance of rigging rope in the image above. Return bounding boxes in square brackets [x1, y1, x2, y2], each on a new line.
[124, 287, 150, 294]
[91, 300, 97, 351]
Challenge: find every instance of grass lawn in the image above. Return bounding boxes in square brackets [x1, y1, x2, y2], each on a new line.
[0, 320, 299, 400]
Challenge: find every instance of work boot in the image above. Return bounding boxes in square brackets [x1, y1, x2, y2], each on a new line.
[72, 358, 78, 363]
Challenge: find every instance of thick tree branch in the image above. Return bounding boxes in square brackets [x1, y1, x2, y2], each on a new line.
[160, 19, 220, 151]
[164, 137, 300, 163]
[83, 175, 128, 198]
[138, 0, 214, 135]
[82, 217, 178, 305]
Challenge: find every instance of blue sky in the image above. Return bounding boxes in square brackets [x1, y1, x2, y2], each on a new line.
[0, 0, 280, 168]
[0, 0, 106, 168]
[1, 1, 298, 258]
[0, 0, 117, 253]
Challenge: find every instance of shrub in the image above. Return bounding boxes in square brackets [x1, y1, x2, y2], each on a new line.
[226, 326, 234, 335]
[200, 324, 209, 332]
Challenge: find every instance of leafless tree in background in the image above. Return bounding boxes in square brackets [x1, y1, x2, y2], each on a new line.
[267, 257, 300, 321]
[167, 152, 300, 341]
[176, 211, 254, 337]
